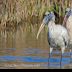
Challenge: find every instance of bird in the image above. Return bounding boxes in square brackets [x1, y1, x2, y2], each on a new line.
[37, 11, 69, 69]
[62, 8, 72, 58]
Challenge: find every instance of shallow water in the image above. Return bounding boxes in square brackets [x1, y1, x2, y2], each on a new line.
[0, 24, 72, 69]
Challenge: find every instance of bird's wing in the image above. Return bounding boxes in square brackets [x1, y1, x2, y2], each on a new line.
[47, 32, 50, 45]
[62, 30, 69, 48]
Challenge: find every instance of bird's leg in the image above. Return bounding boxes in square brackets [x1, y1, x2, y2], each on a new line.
[48, 47, 53, 69]
[60, 52, 63, 69]
[70, 49, 72, 59]
[60, 47, 65, 69]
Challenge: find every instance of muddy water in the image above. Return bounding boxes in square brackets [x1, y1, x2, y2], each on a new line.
[0, 24, 71, 69]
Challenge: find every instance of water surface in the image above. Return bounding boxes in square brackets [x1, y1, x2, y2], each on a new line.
[0, 24, 71, 69]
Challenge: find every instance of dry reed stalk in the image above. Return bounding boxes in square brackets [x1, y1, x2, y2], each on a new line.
[0, 0, 72, 26]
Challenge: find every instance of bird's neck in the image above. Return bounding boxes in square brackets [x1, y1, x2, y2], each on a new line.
[48, 20, 55, 28]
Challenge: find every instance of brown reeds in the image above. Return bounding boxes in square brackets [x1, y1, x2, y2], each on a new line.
[0, 0, 72, 27]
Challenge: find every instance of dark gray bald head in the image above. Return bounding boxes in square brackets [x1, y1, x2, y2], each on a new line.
[62, 8, 72, 26]
[37, 11, 55, 39]
[42, 11, 55, 25]
[65, 8, 72, 18]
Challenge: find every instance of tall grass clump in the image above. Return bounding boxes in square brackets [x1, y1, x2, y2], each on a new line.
[0, 0, 72, 27]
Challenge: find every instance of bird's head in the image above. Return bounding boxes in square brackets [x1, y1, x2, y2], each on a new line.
[62, 8, 72, 26]
[37, 11, 55, 39]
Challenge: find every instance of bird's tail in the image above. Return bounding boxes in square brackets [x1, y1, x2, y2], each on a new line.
[63, 33, 69, 48]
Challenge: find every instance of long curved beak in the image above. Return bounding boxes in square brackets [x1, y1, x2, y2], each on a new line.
[62, 15, 67, 26]
[37, 23, 45, 39]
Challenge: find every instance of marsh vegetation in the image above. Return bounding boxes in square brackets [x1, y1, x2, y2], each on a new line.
[0, 0, 71, 28]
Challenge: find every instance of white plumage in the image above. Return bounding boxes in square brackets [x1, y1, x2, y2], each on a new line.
[48, 20, 69, 51]
[66, 15, 72, 48]
[62, 8, 72, 58]
[37, 11, 69, 68]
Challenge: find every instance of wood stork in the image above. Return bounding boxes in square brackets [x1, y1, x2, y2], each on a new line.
[37, 11, 69, 68]
[62, 8, 72, 58]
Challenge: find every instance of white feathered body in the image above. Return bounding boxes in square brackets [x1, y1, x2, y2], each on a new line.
[47, 20, 69, 50]
[66, 15, 72, 48]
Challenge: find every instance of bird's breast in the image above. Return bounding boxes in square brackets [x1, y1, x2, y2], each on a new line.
[48, 26, 54, 35]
